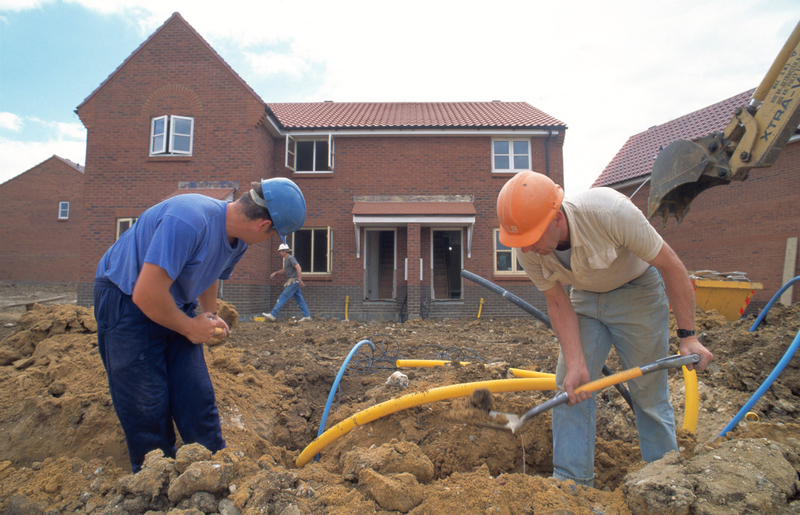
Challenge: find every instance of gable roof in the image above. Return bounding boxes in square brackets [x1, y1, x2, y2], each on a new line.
[54, 156, 85, 173]
[76, 12, 263, 110]
[592, 89, 755, 188]
[266, 102, 566, 130]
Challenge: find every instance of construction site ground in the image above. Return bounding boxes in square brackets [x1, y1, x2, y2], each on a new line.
[1, 282, 800, 514]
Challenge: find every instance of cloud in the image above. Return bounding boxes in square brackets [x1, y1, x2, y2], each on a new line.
[0, 0, 49, 10]
[244, 51, 312, 79]
[0, 112, 23, 131]
[27, 117, 86, 140]
[0, 137, 86, 185]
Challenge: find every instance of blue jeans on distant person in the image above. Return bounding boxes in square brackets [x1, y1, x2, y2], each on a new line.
[552, 266, 675, 488]
[270, 279, 310, 318]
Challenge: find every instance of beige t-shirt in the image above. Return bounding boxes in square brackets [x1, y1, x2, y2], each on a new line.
[516, 187, 664, 293]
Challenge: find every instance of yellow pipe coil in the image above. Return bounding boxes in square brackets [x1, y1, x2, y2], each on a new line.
[682, 366, 699, 433]
[295, 377, 557, 467]
[508, 368, 556, 379]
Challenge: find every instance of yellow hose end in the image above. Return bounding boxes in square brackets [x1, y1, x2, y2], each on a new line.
[682, 366, 699, 433]
[745, 412, 760, 422]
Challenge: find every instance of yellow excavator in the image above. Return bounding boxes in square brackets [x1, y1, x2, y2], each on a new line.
[649, 20, 800, 226]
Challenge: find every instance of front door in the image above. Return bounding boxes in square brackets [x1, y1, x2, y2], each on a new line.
[364, 229, 396, 300]
[431, 229, 462, 300]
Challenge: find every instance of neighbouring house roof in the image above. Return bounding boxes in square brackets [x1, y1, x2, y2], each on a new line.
[592, 89, 755, 188]
[266, 102, 566, 130]
[54, 156, 85, 173]
[76, 12, 263, 111]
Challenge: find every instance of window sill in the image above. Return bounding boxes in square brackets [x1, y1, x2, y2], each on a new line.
[148, 155, 192, 162]
[492, 274, 530, 282]
[291, 171, 334, 178]
[302, 274, 333, 282]
[492, 169, 531, 175]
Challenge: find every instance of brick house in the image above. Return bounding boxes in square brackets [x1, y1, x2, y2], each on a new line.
[593, 89, 800, 308]
[0, 155, 84, 283]
[74, 12, 567, 320]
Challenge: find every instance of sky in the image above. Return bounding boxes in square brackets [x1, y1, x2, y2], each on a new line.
[0, 0, 797, 193]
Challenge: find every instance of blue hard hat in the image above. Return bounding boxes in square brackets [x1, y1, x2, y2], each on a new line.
[260, 178, 306, 244]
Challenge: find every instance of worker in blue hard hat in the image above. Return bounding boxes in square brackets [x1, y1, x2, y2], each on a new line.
[93, 177, 305, 472]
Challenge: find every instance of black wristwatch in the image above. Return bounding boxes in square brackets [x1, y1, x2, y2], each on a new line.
[677, 329, 696, 339]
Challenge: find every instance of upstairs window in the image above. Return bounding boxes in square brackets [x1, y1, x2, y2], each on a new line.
[286, 134, 334, 172]
[150, 115, 194, 156]
[492, 139, 530, 172]
[58, 201, 69, 220]
[494, 229, 525, 274]
[291, 227, 332, 274]
[116, 217, 138, 240]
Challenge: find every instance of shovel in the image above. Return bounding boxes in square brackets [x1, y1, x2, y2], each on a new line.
[485, 354, 700, 433]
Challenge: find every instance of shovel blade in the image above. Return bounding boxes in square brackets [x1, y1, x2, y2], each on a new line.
[488, 411, 523, 432]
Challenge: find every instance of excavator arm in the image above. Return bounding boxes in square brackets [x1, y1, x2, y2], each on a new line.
[649, 20, 800, 225]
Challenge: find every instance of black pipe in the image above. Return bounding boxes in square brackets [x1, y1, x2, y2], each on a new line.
[461, 269, 634, 411]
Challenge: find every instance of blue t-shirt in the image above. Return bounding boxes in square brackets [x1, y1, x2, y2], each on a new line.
[96, 194, 248, 307]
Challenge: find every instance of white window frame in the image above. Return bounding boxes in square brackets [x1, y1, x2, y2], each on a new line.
[116, 217, 138, 240]
[58, 201, 69, 220]
[291, 227, 332, 274]
[151, 115, 168, 154]
[169, 115, 194, 155]
[491, 138, 531, 173]
[493, 228, 526, 275]
[285, 134, 334, 173]
[150, 115, 194, 156]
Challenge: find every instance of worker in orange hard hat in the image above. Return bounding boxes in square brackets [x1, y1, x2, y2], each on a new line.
[496, 170, 713, 489]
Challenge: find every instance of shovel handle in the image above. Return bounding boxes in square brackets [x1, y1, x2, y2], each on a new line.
[575, 367, 643, 394]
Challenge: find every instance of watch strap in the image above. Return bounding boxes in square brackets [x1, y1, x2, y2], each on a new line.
[677, 329, 696, 338]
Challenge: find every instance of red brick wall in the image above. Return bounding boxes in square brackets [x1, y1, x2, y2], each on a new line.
[0, 157, 83, 283]
[270, 132, 563, 320]
[76, 17, 269, 309]
[624, 140, 800, 309]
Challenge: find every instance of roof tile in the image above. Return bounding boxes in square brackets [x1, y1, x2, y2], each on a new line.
[267, 102, 566, 130]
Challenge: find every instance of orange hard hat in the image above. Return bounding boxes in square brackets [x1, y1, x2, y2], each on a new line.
[497, 171, 564, 247]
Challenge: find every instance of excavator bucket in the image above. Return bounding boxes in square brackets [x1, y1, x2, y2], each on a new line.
[647, 137, 731, 226]
[648, 20, 800, 226]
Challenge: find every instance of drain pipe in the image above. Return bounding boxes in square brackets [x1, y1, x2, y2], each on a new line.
[544, 129, 552, 177]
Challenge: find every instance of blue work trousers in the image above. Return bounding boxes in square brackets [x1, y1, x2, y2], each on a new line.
[270, 279, 310, 318]
[94, 278, 225, 472]
[552, 266, 676, 487]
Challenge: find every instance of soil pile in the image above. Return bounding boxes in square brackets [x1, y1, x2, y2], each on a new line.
[1, 288, 799, 514]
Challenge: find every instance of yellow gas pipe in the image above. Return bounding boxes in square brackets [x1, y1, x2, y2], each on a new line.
[344, 295, 349, 321]
[477, 298, 484, 318]
[296, 377, 557, 467]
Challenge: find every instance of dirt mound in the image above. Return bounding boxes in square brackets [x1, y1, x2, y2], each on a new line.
[1, 294, 800, 514]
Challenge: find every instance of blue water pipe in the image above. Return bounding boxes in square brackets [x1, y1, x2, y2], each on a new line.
[717, 276, 800, 440]
[314, 338, 376, 461]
